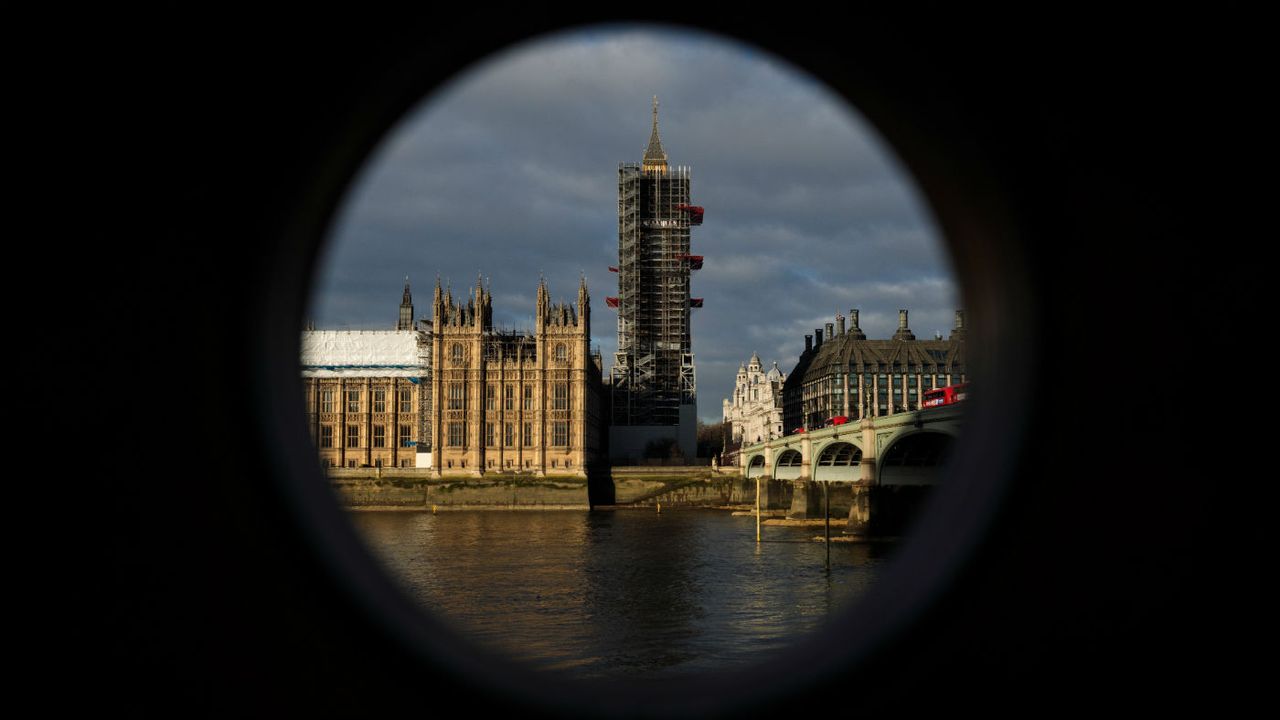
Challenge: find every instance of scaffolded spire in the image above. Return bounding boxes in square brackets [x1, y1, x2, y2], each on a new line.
[642, 95, 668, 172]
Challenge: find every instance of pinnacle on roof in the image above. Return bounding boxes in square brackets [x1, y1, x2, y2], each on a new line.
[642, 95, 668, 171]
[749, 351, 761, 367]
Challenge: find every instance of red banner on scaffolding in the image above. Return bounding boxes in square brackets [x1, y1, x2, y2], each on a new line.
[675, 204, 705, 225]
[605, 297, 619, 308]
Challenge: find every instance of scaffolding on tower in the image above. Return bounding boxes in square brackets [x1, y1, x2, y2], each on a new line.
[610, 159, 702, 426]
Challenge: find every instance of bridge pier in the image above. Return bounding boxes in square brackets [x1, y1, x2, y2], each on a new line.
[757, 476, 788, 510]
[787, 434, 819, 518]
[846, 417, 880, 535]
[846, 483, 875, 536]
[787, 479, 823, 519]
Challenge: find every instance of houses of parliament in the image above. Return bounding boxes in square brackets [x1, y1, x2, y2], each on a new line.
[301, 278, 605, 477]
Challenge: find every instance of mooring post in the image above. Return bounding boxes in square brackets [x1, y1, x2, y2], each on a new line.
[823, 481, 831, 571]
[755, 475, 761, 543]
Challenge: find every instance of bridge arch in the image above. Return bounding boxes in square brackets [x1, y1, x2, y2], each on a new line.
[878, 430, 955, 485]
[774, 449, 803, 480]
[745, 454, 767, 479]
[814, 441, 862, 482]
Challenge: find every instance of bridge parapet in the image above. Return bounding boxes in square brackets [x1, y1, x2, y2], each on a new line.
[741, 407, 962, 468]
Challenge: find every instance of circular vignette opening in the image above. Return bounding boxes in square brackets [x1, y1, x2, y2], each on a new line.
[252, 19, 1036, 718]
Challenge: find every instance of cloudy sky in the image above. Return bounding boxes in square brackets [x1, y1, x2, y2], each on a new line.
[310, 25, 959, 424]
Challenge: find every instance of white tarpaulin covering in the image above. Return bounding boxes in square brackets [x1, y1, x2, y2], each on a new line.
[300, 330, 427, 378]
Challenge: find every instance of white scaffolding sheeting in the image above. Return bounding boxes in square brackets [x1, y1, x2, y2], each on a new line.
[300, 330, 427, 377]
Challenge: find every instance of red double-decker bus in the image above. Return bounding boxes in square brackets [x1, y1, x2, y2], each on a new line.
[922, 382, 968, 408]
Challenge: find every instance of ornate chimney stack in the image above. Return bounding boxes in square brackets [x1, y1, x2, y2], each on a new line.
[848, 308, 866, 340]
[892, 309, 916, 341]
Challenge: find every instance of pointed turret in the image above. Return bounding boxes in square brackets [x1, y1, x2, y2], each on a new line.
[536, 276, 549, 326]
[398, 277, 414, 330]
[642, 95, 668, 172]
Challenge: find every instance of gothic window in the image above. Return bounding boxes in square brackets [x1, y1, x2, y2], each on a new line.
[504, 385, 514, 411]
[451, 343, 463, 362]
[346, 425, 359, 448]
[373, 425, 385, 448]
[523, 385, 533, 410]
[448, 422, 465, 447]
[449, 383, 464, 410]
[398, 388, 412, 413]
[553, 421, 568, 446]
[346, 390, 360, 413]
[320, 389, 334, 413]
[319, 425, 333, 448]
[486, 385, 495, 411]
[399, 425, 412, 447]
[504, 423, 514, 447]
[486, 422, 495, 447]
[373, 389, 386, 413]
[555, 343, 566, 361]
[553, 384, 568, 410]
[523, 422, 533, 447]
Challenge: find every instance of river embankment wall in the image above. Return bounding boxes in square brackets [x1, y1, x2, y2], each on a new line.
[328, 466, 758, 509]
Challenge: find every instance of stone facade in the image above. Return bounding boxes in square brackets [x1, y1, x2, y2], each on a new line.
[782, 308, 967, 433]
[301, 329, 431, 469]
[722, 351, 786, 446]
[429, 277, 604, 477]
[302, 278, 605, 477]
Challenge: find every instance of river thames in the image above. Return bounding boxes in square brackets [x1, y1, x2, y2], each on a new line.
[350, 508, 893, 679]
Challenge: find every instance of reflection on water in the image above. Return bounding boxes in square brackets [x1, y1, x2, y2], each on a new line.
[352, 509, 890, 679]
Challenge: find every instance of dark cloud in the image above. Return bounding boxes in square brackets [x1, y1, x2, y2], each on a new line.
[310, 27, 959, 423]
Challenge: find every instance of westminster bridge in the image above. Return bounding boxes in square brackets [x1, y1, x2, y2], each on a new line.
[739, 405, 964, 535]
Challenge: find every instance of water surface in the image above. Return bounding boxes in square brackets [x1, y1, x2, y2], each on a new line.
[351, 509, 891, 678]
